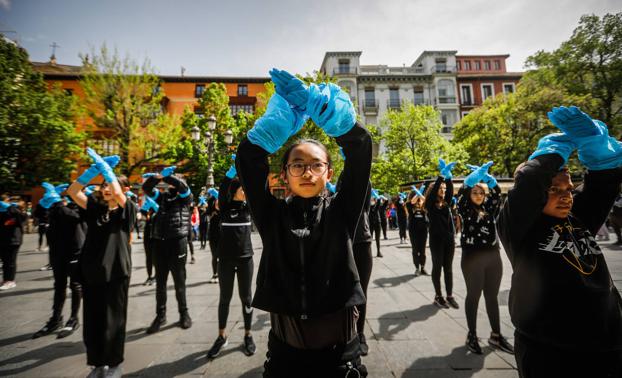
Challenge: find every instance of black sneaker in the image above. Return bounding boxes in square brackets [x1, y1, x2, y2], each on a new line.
[446, 296, 460, 309]
[143, 277, 152, 286]
[146, 315, 166, 334]
[359, 333, 369, 356]
[420, 268, 429, 276]
[433, 296, 449, 309]
[33, 316, 63, 339]
[179, 312, 192, 329]
[488, 334, 515, 354]
[57, 317, 79, 339]
[466, 332, 482, 354]
[207, 335, 228, 358]
[244, 334, 256, 356]
[376, 253, 383, 258]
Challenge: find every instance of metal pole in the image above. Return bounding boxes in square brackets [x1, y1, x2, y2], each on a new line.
[206, 139, 215, 188]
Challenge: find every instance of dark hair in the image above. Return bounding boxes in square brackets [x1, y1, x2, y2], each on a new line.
[228, 178, 242, 199]
[280, 139, 332, 172]
[117, 175, 129, 189]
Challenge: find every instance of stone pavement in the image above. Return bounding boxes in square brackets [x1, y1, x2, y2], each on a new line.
[1, 229, 622, 378]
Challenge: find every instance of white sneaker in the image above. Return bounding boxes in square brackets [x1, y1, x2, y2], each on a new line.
[105, 364, 122, 378]
[414, 268, 420, 277]
[0, 281, 16, 290]
[86, 366, 108, 378]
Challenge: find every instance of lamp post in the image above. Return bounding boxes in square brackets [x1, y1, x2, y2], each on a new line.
[190, 115, 233, 191]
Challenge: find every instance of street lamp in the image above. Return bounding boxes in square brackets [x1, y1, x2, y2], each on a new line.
[224, 129, 233, 145]
[190, 116, 234, 190]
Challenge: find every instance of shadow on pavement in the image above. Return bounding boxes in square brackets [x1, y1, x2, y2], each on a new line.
[125, 323, 179, 343]
[129, 350, 207, 377]
[376, 304, 440, 340]
[0, 286, 53, 298]
[0, 340, 84, 376]
[251, 313, 270, 332]
[0, 332, 38, 348]
[401, 345, 490, 377]
[373, 274, 414, 288]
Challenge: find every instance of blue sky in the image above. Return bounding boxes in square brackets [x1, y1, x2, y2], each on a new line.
[1, 0, 620, 76]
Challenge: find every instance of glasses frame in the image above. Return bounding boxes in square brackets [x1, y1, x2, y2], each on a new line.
[286, 162, 329, 177]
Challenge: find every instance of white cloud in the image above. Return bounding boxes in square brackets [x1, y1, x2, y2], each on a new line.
[0, 0, 11, 11]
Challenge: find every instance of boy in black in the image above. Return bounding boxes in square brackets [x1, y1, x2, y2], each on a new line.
[0, 195, 26, 290]
[498, 106, 622, 377]
[406, 187, 429, 276]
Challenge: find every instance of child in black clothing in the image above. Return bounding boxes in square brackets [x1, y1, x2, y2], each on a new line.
[406, 187, 428, 276]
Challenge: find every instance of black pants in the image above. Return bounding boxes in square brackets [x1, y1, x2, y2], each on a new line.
[187, 232, 194, 257]
[134, 219, 141, 237]
[51, 257, 82, 319]
[370, 222, 381, 256]
[1, 244, 19, 281]
[38, 224, 48, 248]
[199, 225, 208, 249]
[83, 277, 129, 367]
[218, 257, 253, 330]
[397, 219, 407, 240]
[153, 237, 188, 315]
[514, 331, 622, 378]
[408, 226, 427, 270]
[353, 242, 372, 335]
[209, 237, 219, 277]
[429, 235, 454, 297]
[380, 217, 387, 239]
[461, 249, 502, 335]
[143, 237, 153, 279]
[610, 214, 622, 243]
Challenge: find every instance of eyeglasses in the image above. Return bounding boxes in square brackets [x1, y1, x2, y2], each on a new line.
[286, 162, 329, 177]
[471, 191, 485, 196]
[547, 186, 573, 197]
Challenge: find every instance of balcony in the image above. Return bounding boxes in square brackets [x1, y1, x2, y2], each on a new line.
[387, 99, 401, 110]
[437, 96, 457, 104]
[362, 99, 379, 114]
[433, 65, 456, 73]
[333, 67, 357, 75]
[461, 99, 475, 106]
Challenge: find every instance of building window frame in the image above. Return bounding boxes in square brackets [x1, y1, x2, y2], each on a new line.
[474, 61, 481, 71]
[237, 84, 248, 97]
[464, 61, 471, 70]
[494, 60, 501, 70]
[481, 83, 494, 101]
[195, 84, 205, 98]
[502, 82, 516, 94]
[461, 111, 470, 118]
[459, 84, 473, 105]
[484, 60, 491, 70]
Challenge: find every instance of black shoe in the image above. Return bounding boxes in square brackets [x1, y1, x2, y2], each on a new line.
[207, 335, 228, 358]
[376, 253, 383, 258]
[179, 312, 192, 329]
[143, 277, 152, 286]
[420, 268, 429, 276]
[488, 334, 514, 354]
[146, 315, 167, 334]
[446, 296, 460, 309]
[190, 256, 196, 264]
[244, 334, 256, 356]
[57, 317, 79, 339]
[433, 296, 449, 309]
[466, 332, 482, 354]
[359, 333, 369, 356]
[33, 316, 63, 339]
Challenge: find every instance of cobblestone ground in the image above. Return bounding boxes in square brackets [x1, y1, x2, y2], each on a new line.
[1, 229, 621, 377]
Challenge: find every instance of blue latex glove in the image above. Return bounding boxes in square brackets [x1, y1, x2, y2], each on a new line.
[125, 191, 136, 198]
[572, 120, 622, 170]
[143, 172, 157, 179]
[438, 158, 456, 179]
[225, 154, 237, 179]
[325, 182, 336, 194]
[270, 68, 308, 111]
[339, 147, 346, 161]
[371, 189, 380, 200]
[248, 94, 308, 153]
[399, 192, 407, 201]
[379, 195, 387, 201]
[483, 173, 498, 188]
[548, 106, 600, 138]
[143, 196, 159, 213]
[207, 187, 219, 199]
[54, 184, 69, 194]
[77, 154, 120, 185]
[451, 197, 457, 206]
[419, 184, 426, 195]
[464, 161, 493, 187]
[86, 148, 117, 183]
[161, 165, 176, 177]
[0, 202, 11, 212]
[40, 182, 62, 209]
[307, 83, 356, 138]
[412, 187, 424, 197]
[198, 196, 207, 206]
[84, 185, 95, 196]
[529, 133, 576, 164]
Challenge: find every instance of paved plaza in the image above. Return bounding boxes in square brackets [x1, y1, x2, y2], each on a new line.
[1, 229, 622, 377]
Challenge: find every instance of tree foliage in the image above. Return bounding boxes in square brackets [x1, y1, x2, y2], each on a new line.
[0, 36, 84, 192]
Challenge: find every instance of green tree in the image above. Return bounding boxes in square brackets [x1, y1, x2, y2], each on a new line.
[0, 36, 84, 191]
[526, 12, 622, 135]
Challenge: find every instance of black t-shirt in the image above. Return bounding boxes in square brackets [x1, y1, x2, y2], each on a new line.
[81, 197, 137, 284]
[47, 202, 87, 261]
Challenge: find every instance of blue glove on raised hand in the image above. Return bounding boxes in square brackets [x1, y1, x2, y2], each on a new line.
[207, 187, 219, 199]
[198, 195, 207, 206]
[412, 186, 424, 198]
[84, 185, 96, 196]
[77, 154, 120, 185]
[529, 133, 576, 164]
[464, 161, 493, 187]
[438, 158, 456, 179]
[371, 189, 380, 200]
[307, 83, 356, 138]
[571, 120, 622, 170]
[54, 183, 69, 195]
[125, 191, 136, 198]
[225, 154, 237, 179]
[248, 94, 307, 153]
[325, 182, 336, 194]
[548, 106, 600, 138]
[142, 172, 157, 179]
[419, 184, 426, 195]
[143, 196, 159, 213]
[40, 182, 62, 209]
[86, 148, 117, 183]
[0, 202, 12, 212]
[270, 68, 308, 111]
[161, 165, 176, 178]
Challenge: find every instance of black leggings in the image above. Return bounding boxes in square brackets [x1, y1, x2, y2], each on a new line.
[398, 219, 407, 240]
[187, 232, 194, 257]
[353, 242, 372, 335]
[408, 226, 427, 269]
[380, 217, 387, 239]
[1, 244, 19, 281]
[461, 249, 502, 335]
[144, 238, 153, 279]
[429, 235, 454, 297]
[209, 238, 219, 277]
[153, 238, 188, 315]
[51, 258, 82, 319]
[38, 225, 48, 249]
[199, 225, 208, 248]
[218, 257, 253, 330]
[370, 223, 381, 256]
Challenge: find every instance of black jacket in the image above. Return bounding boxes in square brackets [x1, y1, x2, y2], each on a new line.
[47, 202, 87, 263]
[369, 200, 382, 227]
[406, 202, 428, 231]
[425, 176, 455, 237]
[216, 177, 253, 259]
[142, 175, 192, 240]
[33, 204, 49, 225]
[497, 154, 622, 351]
[457, 185, 501, 253]
[0, 205, 26, 246]
[237, 123, 371, 319]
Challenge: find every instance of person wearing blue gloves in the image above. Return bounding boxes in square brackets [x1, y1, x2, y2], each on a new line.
[369, 189, 383, 258]
[457, 162, 512, 355]
[425, 159, 458, 309]
[140, 192, 159, 286]
[498, 106, 622, 378]
[141, 165, 194, 334]
[236, 69, 370, 377]
[66, 148, 136, 378]
[0, 195, 27, 291]
[406, 185, 429, 276]
[206, 188, 221, 283]
[395, 192, 408, 244]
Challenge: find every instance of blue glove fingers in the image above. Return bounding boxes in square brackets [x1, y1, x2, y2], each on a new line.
[103, 155, 121, 169]
[161, 165, 176, 177]
[42, 182, 56, 193]
[466, 164, 479, 172]
[143, 172, 157, 178]
[438, 158, 446, 171]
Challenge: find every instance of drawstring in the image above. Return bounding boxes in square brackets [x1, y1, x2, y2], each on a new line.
[344, 362, 361, 378]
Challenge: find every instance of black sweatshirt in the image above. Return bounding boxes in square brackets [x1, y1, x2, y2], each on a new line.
[406, 202, 428, 231]
[497, 154, 622, 351]
[142, 175, 192, 240]
[236, 123, 371, 319]
[216, 177, 253, 260]
[457, 185, 501, 253]
[47, 202, 87, 263]
[0, 205, 26, 246]
[425, 176, 455, 238]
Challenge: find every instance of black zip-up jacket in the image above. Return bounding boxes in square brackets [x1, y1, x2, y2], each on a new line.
[237, 123, 371, 319]
[142, 175, 192, 240]
[369, 201, 382, 227]
[0, 205, 26, 246]
[217, 177, 253, 259]
[457, 185, 501, 253]
[497, 153, 622, 351]
[396, 200, 407, 226]
[425, 176, 455, 237]
[406, 202, 428, 231]
[378, 199, 388, 221]
[47, 202, 86, 263]
[33, 204, 49, 226]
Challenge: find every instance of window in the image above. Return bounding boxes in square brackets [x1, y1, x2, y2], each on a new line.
[338, 59, 351, 74]
[364, 88, 376, 107]
[88, 139, 120, 155]
[456, 61, 461, 71]
[440, 110, 457, 130]
[503, 83, 515, 94]
[474, 61, 481, 70]
[484, 61, 491, 70]
[195, 84, 205, 98]
[414, 87, 425, 105]
[481, 84, 494, 100]
[437, 80, 456, 103]
[230, 104, 254, 116]
[460, 85, 473, 105]
[194, 107, 204, 118]
[64, 88, 73, 96]
[388, 88, 400, 108]
[464, 61, 471, 71]
[237, 84, 248, 96]
[461, 111, 470, 118]
[494, 60, 501, 70]
[434, 58, 447, 72]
